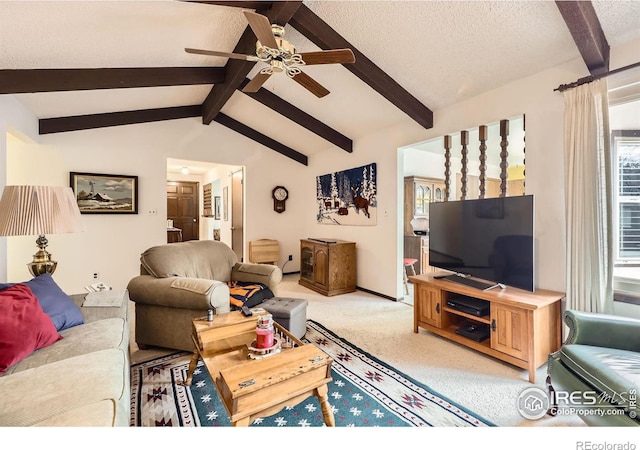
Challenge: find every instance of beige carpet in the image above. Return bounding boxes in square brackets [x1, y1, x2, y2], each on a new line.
[129, 274, 584, 428]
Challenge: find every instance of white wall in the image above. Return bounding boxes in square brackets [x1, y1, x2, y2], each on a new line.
[0, 96, 39, 282]
[403, 148, 444, 179]
[390, 62, 582, 295]
[3, 36, 640, 308]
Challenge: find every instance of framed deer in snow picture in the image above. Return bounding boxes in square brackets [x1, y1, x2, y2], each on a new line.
[316, 163, 377, 226]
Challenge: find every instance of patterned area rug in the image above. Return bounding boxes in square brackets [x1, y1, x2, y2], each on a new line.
[130, 320, 494, 427]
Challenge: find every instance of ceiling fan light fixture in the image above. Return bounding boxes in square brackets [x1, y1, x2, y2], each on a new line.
[271, 24, 285, 39]
[286, 67, 302, 79]
[186, 10, 355, 98]
[271, 60, 285, 73]
[255, 42, 278, 60]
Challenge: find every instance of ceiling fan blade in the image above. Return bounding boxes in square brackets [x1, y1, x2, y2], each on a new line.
[299, 49, 356, 65]
[185, 48, 259, 62]
[291, 71, 330, 98]
[242, 72, 272, 93]
[243, 11, 279, 49]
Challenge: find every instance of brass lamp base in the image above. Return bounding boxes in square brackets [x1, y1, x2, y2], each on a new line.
[29, 235, 57, 277]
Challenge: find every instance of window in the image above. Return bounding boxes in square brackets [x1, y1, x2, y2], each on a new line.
[609, 74, 640, 303]
[613, 131, 640, 265]
[415, 186, 425, 214]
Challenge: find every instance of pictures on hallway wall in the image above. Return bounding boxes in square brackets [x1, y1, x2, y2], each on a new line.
[316, 162, 377, 226]
[214, 196, 221, 220]
[70, 172, 138, 214]
[203, 183, 213, 217]
[222, 187, 228, 221]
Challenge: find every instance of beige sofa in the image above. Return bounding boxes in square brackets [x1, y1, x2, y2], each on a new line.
[0, 291, 130, 427]
[127, 240, 282, 352]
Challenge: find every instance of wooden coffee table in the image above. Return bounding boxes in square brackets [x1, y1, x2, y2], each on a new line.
[180, 308, 335, 427]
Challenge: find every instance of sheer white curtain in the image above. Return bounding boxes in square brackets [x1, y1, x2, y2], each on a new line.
[563, 79, 614, 313]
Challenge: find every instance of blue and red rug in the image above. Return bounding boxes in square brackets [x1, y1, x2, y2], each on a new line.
[130, 320, 494, 427]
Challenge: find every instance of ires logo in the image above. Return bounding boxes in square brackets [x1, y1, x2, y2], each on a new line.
[517, 387, 637, 420]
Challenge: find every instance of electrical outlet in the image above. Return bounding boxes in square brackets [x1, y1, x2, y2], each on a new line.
[93, 272, 99, 279]
[288, 255, 293, 261]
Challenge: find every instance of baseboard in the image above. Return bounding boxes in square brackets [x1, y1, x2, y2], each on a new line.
[282, 273, 400, 302]
[356, 285, 400, 302]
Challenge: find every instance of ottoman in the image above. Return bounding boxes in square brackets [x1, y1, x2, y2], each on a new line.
[260, 297, 308, 339]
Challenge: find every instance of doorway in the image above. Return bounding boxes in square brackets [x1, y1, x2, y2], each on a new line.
[167, 180, 199, 242]
[231, 169, 244, 261]
[398, 116, 526, 298]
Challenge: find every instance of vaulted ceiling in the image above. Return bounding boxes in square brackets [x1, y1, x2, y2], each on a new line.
[2, 1, 640, 165]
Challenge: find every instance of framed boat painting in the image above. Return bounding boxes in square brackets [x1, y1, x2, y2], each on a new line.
[70, 172, 138, 214]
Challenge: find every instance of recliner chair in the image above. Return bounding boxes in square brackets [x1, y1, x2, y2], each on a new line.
[127, 240, 282, 351]
[546, 309, 640, 426]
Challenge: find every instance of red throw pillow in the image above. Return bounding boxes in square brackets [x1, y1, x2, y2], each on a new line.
[0, 284, 62, 373]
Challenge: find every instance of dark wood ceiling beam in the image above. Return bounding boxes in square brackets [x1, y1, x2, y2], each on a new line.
[238, 78, 352, 153]
[183, 1, 272, 10]
[0, 68, 224, 94]
[556, 1, 609, 76]
[39, 105, 202, 134]
[39, 105, 309, 165]
[214, 113, 308, 165]
[289, 4, 433, 130]
[201, 1, 302, 125]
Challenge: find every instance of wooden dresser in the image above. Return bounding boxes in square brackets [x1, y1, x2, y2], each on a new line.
[299, 239, 356, 296]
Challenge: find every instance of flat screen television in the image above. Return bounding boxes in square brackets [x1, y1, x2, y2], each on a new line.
[428, 195, 535, 292]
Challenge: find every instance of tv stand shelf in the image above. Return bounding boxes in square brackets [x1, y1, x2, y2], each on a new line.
[442, 306, 490, 324]
[409, 273, 564, 383]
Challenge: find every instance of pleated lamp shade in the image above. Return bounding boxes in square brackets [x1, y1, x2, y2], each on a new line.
[0, 186, 84, 276]
[0, 185, 84, 236]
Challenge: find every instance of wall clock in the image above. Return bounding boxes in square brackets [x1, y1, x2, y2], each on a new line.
[272, 186, 288, 213]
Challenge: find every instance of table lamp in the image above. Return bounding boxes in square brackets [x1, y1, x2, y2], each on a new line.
[0, 185, 85, 276]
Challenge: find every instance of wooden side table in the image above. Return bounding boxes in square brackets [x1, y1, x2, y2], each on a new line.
[167, 227, 183, 243]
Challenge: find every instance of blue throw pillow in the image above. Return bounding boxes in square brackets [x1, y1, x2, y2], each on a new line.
[0, 273, 84, 331]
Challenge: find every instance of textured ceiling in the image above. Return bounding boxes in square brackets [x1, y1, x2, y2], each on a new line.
[2, 1, 640, 158]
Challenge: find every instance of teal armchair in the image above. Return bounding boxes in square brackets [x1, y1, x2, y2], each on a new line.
[547, 310, 640, 426]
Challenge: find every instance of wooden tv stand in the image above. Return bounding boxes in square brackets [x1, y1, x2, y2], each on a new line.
[409, 274, 564, 383]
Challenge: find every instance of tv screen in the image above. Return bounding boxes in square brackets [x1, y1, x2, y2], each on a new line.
[428, 195, 535, 292]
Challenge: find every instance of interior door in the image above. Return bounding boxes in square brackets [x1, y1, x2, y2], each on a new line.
[231, 170, 244, 261]
[167, 181, 199, 242]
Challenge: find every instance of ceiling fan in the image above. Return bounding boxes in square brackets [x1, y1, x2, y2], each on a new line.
[185, 10, 356, 98]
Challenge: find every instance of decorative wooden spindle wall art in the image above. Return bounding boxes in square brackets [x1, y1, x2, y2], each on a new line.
[460, 130, 469, 200]
[441, 117, 519, 200]
[478, 125, 488, 199]
[522, 115, 526, 193]
[444, 135, 451, 202]
[499, 119, 509, 197]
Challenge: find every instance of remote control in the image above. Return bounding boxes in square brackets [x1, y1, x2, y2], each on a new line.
[241, 306, 253, 317]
